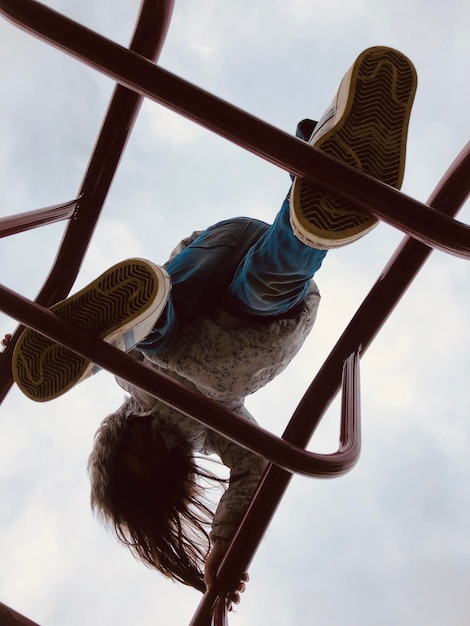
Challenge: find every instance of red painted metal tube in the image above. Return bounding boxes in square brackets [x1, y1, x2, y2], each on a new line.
[189, 143, 469, 622]
[0, 602, 41, 626]
[189, 351, 361, 626]
[211, 598, 228, 626]
[0, 0, 469, 258]
[284, 140, 470, 447]
[0, 282, 361, 477]
[0, 200, 78, 238]
[0, 0, 175, 402]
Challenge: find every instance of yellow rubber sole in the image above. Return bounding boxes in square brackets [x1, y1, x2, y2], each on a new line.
[12, 259, 166, 402]
[290, 46, 418, 249]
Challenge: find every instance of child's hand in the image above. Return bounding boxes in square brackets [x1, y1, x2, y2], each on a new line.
[204, 537, 249, 604]
[1, 333, 12, 348]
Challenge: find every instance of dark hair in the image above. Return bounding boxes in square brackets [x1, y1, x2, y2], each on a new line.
[88, 398, 221, 592]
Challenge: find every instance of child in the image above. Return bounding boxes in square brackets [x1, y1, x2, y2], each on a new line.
[12, 47, 417, 598]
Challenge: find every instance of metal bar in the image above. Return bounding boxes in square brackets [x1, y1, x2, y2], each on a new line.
[340, 350, 361, 450]
[189, 352, 361, 625]
[0, 281, 360, 476]
[190, 142, 469, 619]
[1, 0, 469, 258]
[211, 598, 228, 626]
[283, 138, 470, 447]
[0, 602, 41, 626]
[0, 199, 78, 238]
[0, 0, 175, 403]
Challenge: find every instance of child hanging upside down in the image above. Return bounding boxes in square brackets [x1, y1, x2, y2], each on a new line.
[11, 47, 417, 600]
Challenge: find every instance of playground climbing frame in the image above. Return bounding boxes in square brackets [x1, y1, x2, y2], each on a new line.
[0, 1, 469, 624]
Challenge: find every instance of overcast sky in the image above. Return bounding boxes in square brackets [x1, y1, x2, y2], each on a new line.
[1, 1, 469, 625]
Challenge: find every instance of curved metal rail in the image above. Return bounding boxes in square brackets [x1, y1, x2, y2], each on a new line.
[190, 139, 470, 626]
[0, 0, 175, 402]
[0, 283, 361, 477]
[0, 200, 79, 238]
[0, 602, 41, 626]
[1, 0, 469, 259]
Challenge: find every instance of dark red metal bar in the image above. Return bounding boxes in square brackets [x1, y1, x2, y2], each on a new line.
[0, 199, 78, 238]
[0, 602, 41, 626]
[0, 282, 361, 477]
[189, 142, 469, 625]
[211, 598, 228, 626]
[0, 0, 175, 403]
[284, 141, 470, 446]
[1, 0, 469, 258]
[190, 351, 361, 626]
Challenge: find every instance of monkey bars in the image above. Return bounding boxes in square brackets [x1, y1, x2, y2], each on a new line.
[0, 1, 469, 625]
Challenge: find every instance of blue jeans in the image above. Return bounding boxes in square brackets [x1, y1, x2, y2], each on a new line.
[137, 191, 327, 354]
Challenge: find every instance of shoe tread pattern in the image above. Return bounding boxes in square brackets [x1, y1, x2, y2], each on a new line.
[297, 48, 417, 243]
[13, 261, 158, 401]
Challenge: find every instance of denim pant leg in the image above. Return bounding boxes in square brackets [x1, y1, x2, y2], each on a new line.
[222, 119, 325, 316]
[224, 190, 327, 317]
[137, 218, 269, 353]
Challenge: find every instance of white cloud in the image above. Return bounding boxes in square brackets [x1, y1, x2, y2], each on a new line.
[142, 102, 205, 148]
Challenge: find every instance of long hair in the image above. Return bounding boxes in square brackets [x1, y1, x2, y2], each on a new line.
[88, 397, 220, 592]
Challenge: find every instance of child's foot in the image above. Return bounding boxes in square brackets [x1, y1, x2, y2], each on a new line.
[12, 259, 171, 402]
[290, 46, 417, 249]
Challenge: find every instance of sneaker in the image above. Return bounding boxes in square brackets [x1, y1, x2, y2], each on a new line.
[296, 118, 318, 142]
[12, 259, 171, 402]
[290, 46, 417, 249]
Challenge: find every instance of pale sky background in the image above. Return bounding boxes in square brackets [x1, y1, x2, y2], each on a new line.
[1, 1, 469, 625]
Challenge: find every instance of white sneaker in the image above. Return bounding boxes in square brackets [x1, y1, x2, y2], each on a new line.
[12, 259, 171, 401]
[290, 46, 417, 249]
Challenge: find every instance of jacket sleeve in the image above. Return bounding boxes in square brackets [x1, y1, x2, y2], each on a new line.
[206, 410, 268, 541]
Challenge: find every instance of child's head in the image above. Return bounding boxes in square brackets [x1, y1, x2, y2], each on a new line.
[88, 398, 214, 592]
